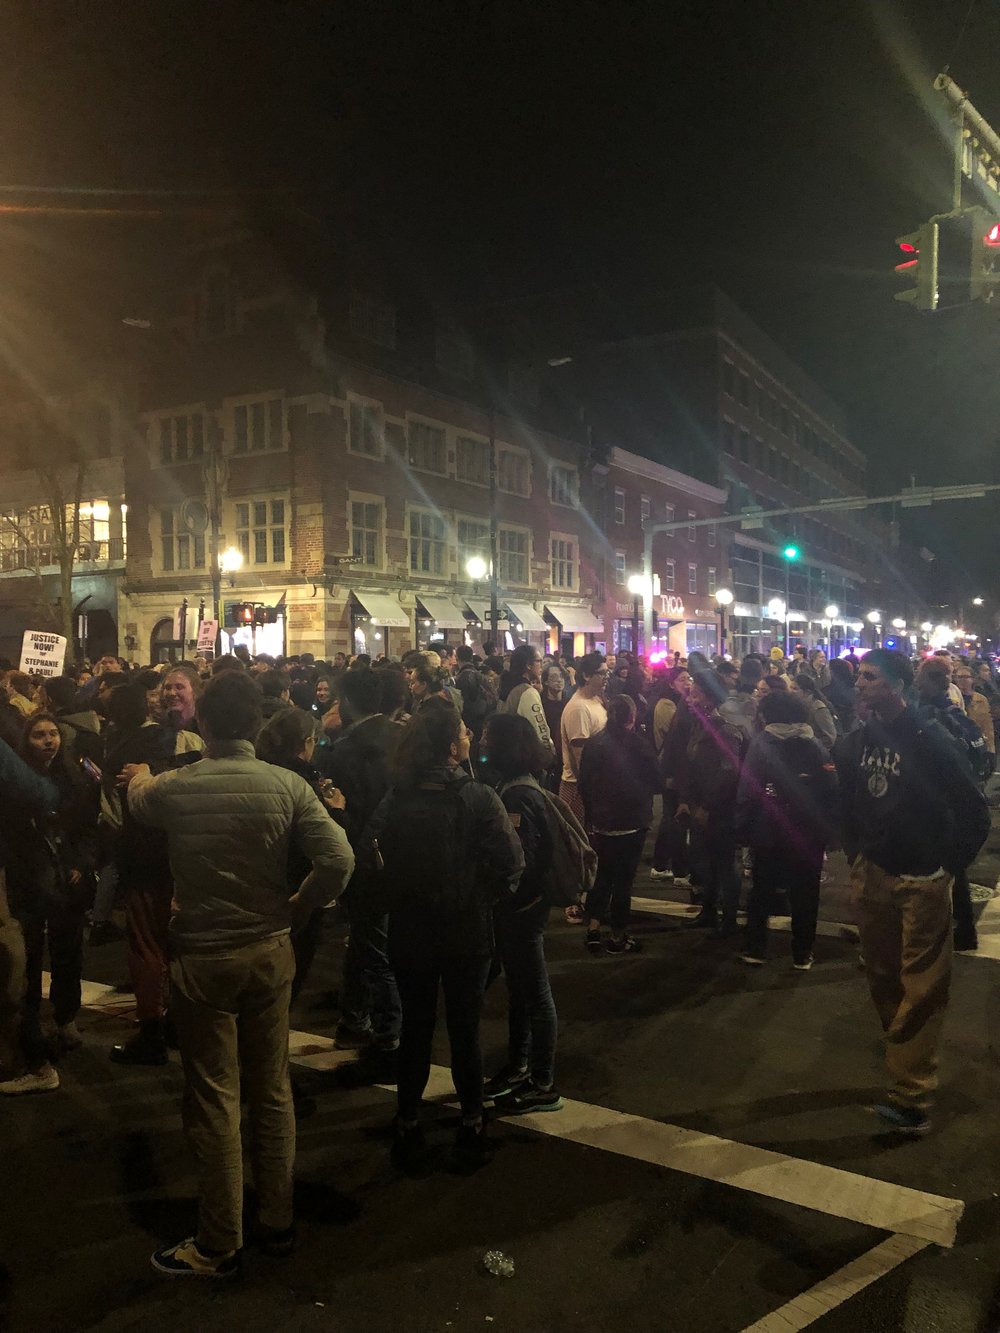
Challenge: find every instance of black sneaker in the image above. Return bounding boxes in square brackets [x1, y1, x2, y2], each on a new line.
[872, 1102, 931, 1135]
[584, 929, 604, 955]
[484, 1065, 529, 1101]
[258, 1224, 296, 1258]
[390, 1118, 432, 1175]
[503, 1081, 564, 1114]
[682, 908, 718, 930]
[604, 934, 642, 954]
[451, 1121, 495, 1173]
[954, 928, 979, 952]
[334, 1022, 373, 1051]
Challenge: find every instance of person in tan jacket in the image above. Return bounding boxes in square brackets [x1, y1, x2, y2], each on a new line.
[953, 663, 996, 761]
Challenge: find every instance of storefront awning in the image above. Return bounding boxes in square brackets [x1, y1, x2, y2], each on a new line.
[416, 596, 470, 630]
[544, 602, 604, 633]
[351, 590, 410, 628]
[504, 601, 549, 633]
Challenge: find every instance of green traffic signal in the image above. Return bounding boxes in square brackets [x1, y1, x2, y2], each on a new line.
[783, 544, 799, 560]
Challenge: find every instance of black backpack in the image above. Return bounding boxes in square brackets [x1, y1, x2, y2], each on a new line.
[377, 775, 476, 914]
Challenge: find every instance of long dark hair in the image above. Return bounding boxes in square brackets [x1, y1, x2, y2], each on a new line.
[20, 710, 66, 773]
[483, 712, 547, 780]
[605, 693, 636, 736]
[392, 696, 462, 786]
[256, 708, 317, 766]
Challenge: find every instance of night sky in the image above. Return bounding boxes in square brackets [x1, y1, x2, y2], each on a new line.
[2, 0, 999, 593]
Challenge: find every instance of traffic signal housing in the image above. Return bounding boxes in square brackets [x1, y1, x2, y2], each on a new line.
[971, 209, 1000, 303]
[894, 221, 938, 311]
[234, 601, 255, 626]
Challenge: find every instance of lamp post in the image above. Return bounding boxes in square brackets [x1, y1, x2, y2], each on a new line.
[767, 596, 786, 654]
[823, 603, 838, 654]
[627, 573, 646, 655]
[466, 555, 494, 647]
[715, 586, 734, 655]
[866, 609, 882, 649]
[216, 546, 243, 653]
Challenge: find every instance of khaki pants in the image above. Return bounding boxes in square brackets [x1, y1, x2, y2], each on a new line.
[0, 870, 27, 1070]
[851, 856, 953, 1110]
[170, 933, 295, 1253]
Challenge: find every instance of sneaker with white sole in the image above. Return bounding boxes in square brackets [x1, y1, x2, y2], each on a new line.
[792, 955, 814, 971]
[0, 1066, 59, 1095]
[737, 953, 765, 967]
[649, 868, 674, 881]
[151, 1237, 239, 1278]
[871, 1102, 930, 1135]
[502, 1081, 564, 1114]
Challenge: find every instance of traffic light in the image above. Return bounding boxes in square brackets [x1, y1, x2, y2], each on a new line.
[971, 209, 1000, 303]
[782, 544, 799, 561]
[234, 601, 255, 625]
[894, 221, 938, 311]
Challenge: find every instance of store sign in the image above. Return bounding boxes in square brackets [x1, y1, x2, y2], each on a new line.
[656, 595, 686, 619]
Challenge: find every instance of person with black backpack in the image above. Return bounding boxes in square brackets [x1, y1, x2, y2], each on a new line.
[364, 697, 524, 1173]
[480, 712, 560, 1114]
[454, 644, 492, 755]
[733, 689, 839, 970]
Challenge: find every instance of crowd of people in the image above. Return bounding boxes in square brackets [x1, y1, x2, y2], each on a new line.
[0, 634, 992, 1277]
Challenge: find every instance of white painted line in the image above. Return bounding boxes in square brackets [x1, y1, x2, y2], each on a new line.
[740, 1232, 930, 1332]
[376, 1064, 963, 1248]
[631, 896, 857, 940]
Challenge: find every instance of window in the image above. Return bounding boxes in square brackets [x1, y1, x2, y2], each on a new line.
[350, 500, 382, 568]
[498, 448, 529, 496]
[155, 412, 204, 465]
[739, 372, 750, 407]
[614, 487, 626, 525]
[233, 398, 283, 454]
[508, 362, 540, 406]
[664, 559, 675, 591]
[456, 436, 490, 486]
[550, 535, 577, 590]
[615, 551, 626, 584]
[687, 510, 696, 542]
[498, 527, 529, 584]
[349, 294, 396, 349]
[640, 495, 651, 524]
[739, 429, 750, 464]
[435, 330, 475, 380]
[158, 507, 205, 572]
[409, 509, 446, 575]
[664, 504, 675, 535]
[349, 401, 382, 458]
[550, 464, 578, 507]
[708, 566, 717, 595]
[457, 518, 490, 572]
[688, 563, 698, 595]
[708, 524, 717, 548]
[234, 498, 287, 566]
[408, 420, 447, 474]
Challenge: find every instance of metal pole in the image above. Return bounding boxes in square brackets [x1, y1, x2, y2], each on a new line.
[632, 595, 640, 655]
[785, 559, 791, 655]
[642, 524, 654, 654]
[488, 407, 499, 651]
[206, 421, 223, 654]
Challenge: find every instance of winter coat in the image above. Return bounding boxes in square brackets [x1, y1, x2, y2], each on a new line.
[733, 725, 839, 851]
[0, 738, 57, 870]
[321, 713, 405, 850]
[56, 708, 104, 767]
[501, 682, 555, 764]
[496, 775, 555, 912]
[675, 708, 745, 818]
[364, 764, 524, 958]
[129, 739, 355, 953]
[578, 728, 662, 832]
[5, 757, 99, 914]
[964, 690, 995, 754]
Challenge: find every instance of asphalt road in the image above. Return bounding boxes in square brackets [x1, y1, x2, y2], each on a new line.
[4, 803, 1000, 1333]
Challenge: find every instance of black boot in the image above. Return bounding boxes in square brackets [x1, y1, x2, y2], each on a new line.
[110, 1020, 168, 1066]
[682, 907, 718, 930]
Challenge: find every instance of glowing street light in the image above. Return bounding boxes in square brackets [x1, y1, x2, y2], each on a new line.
[824, 603, 839, 619]
[920, 621, 934, 633]
[714, 587, 734, 607]
[866, 609, 882, 624]
[767, 596, 786, 618]
[465, 556, 488, 581]
[973, 596, 984, 606]
[891, 617, 907, 630]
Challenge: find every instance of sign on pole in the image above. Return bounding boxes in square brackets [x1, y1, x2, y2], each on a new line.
[19, 630, 68, 678]
[196, 619, 219, 654]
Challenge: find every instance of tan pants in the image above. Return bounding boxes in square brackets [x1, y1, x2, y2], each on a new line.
[851, 856, 953, 1110]
[170, 933, 295, 1252]
[0, 869, 26, 1070]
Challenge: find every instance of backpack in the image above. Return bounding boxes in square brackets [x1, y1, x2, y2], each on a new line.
[928, 703, 991, 783]
[501, 776, 597, 908]
[376, 775, 476, 914]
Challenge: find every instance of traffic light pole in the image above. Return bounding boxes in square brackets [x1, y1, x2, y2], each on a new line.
[640, 481, 1000, 653]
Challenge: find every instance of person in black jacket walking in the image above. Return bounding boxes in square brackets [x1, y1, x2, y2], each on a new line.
[578, 694, 662, 955]
[837, 650, 990, 1133]
[734, 690, 839, 970]
[481, 712, 560, 1114]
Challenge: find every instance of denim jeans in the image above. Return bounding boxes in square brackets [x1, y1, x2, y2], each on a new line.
[341, 894, 401, 1049]
[745, 843, 823, 961]
[691, 821, 740, 924]
[18, 898, 86, 1068]
[588, 830, 647, 931]
[390, 950, 491, 1121]
[493, 900, 557, 1087]
[652, 792, 689, 875]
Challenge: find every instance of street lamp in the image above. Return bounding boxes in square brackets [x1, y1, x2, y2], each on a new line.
[824, 603, 839, 619]
[866, 608, 882, 649]
[891, 618, 907, 630]
[219, 546, 243, 585]
[823, 603, 839, 653]
[465, 555, 488, 581]
[973, 597, 984, 607]
[714, 587, 733, 655]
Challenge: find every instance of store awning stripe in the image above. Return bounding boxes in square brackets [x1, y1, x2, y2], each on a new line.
[543, 602, 604, 633]
[416, 596, 470, 629]
[351, 590, 410, 628]
[504, 601, 549, 632]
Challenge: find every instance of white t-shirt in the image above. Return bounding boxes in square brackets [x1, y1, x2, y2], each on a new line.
[560, 692, 607, 784]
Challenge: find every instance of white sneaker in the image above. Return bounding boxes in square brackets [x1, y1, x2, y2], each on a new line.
[0, 1067, 60, 1095]
[649, 869, 674, 881]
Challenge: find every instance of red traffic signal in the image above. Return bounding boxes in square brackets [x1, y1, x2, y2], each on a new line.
[985, 221, 1000, 247]
[235, 601, 255, 625]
